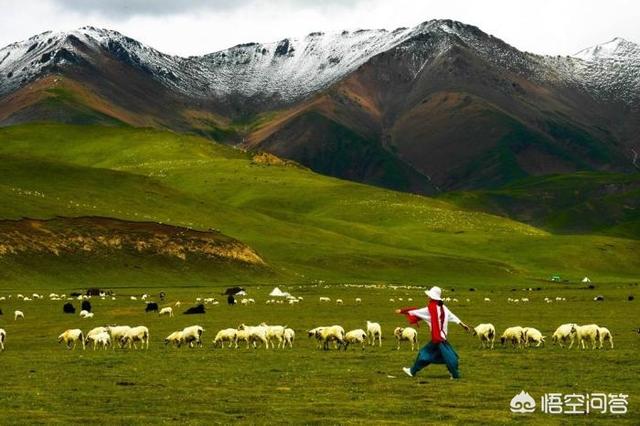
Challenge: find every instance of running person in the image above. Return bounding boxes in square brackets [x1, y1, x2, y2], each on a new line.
[396, 286, 470, 378]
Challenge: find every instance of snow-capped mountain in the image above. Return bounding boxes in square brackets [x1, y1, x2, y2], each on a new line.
[0, 20, 638, 194]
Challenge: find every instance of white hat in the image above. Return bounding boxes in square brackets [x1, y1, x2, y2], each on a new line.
[425, 286, 442, 301]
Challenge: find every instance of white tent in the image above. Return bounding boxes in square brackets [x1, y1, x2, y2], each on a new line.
[582, 277, 591, 283]
[269, 287, 290, 297]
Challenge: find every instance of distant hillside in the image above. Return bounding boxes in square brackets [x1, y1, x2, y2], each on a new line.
[1, 123, 639, 288]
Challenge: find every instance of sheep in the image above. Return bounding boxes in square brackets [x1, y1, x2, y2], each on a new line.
[85, 326, 108, 344]
[483, 297, 491, 302]
[86, 331, 111, 350]
[336, 299, 343, 305]
[120, 326, 150, 350]
[319, 325, 345, 350]
[234, 329, 251, 349]
[523, 327, 545, 347]
[0, 328, 5, 351]
[319, 297, 331, 303]
[552, 323, 578, 348]
[237, 324, 268, 349]
[181, 325, 205, 348]
[355, 297, 362, 304]
[260, 323, 287, 348]
[343, 329, 367, 350]
[164, 331, 184, 347]
[106, 326, 132, 349]
[472, 323, 496, 349]
[213, 328, 237, 348]
[500, 326, 524, 348]
[79, 310, 94, 319]
[58, 329, 85, 350]
[366, 321, 382, 347]
[574, 324, 600, 349]
[394, 327, 418, 350]
[598, 327, 613, 349]
[283, 328, 295, 348]
[307, 327, 326, 349]
[14, 310, 24, 321]
[158, 307, 173, 317]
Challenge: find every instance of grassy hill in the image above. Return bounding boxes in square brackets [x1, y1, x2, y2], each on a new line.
[1, 123, 639, 289]
[440, 172, 640, 238]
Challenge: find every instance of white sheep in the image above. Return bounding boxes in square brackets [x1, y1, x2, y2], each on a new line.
[121, 326, 150, 349]
[0, 328, 5, 351]
[483, 297, 491, 302]
[237, 324, 268, 349]
[87, 331, 111, 350]
[472, 323, 496, 349]
[14, 310, 24, 321]
[58, 329, 85, 350]
[523, 327, 545, 347]
[552, 323, 578, 348]
[164, 331, 184, 347]
[85, 326, 108, 347]
[355, 297, 362, 304]
[575, 324, 601, 350]
[307, 327, 326, 349]
[283, 328, 295, 348]
[394, 327, 418, 350]
[213, 328, 237, 348]
[260, 323, 287, 348]
[319, 297, 331, 303]
[500, 326, 524, 348]
[158, 307, 173, 317]
[336, 299, 343, 305]
[106, 325, 131, 348]
[343, 329, 367, 350]
[181, 325, 204, 348]
[366, 321, 382, 347]
[318, 325, 345, 350]
[598, 327, 613, 349]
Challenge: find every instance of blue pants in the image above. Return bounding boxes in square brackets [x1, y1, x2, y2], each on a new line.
[410, 341, 460, 378]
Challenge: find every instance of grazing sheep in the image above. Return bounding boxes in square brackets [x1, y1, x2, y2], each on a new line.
[85, 326, 108, 344]
[158, 307, 173, 317]
[237, 324, 268, 349]
[181, 325, 205, 348]
[343, 329, 367, 350]
[319, 297, 331, 303]
[14, 310, 24, 321]
[0, 328, 5, 351]
[523, 327, 545, 347]
[472, 323, 496, 349]
[164, 331, 184, 347]
[394, 327, 418, 351]
[58, 329, 85, 350]
[319, 325, 345, 350]
[366, 321, 382, 347]
[283, 328, 295, 348]
[79, 310, 93, 319]
[86, 331, 111, 350]
[260, 323, 287, 348]
[552, 323, 578, 348]
[483, 297, 491, 302]
[500, 326, 524, 348]
[120, 326, 150, 350]
[106, 326, 132, 349]
[213, 328, 237, 348]
[598, 327, 613, 349]
[355, 297, 362, 304]
[336, 299, 343, 305]
[234, 329, 251, 349]
[307, 327, 326, 349]
[575, 324, 601, 350]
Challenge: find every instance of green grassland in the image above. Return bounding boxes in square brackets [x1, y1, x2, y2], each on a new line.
[1, 123, 639, 289]
[0, 284, 638, 424]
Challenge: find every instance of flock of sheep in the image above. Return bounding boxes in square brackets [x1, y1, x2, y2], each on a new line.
[472, 323, 614, 350]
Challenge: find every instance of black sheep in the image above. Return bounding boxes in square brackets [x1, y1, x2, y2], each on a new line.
[183, 304, 205, 315]
[81, 300, 92, 312]
[145, 302, 159, 313]
[63, 303, 76, 314]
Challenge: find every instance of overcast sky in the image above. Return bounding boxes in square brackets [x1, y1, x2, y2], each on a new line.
[1, 0, 638, 56]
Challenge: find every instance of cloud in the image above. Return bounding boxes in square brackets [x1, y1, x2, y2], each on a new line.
[52, 0, 363, 18]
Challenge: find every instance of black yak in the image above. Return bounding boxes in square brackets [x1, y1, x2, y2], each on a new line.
[63, 303, 76, 314]
[145, 302, 159, 313]
[183, 304, 205, 315]
[81, 300, 92, 312]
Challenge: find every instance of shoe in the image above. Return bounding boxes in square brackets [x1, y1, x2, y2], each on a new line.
[402, 367, 413, 377]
